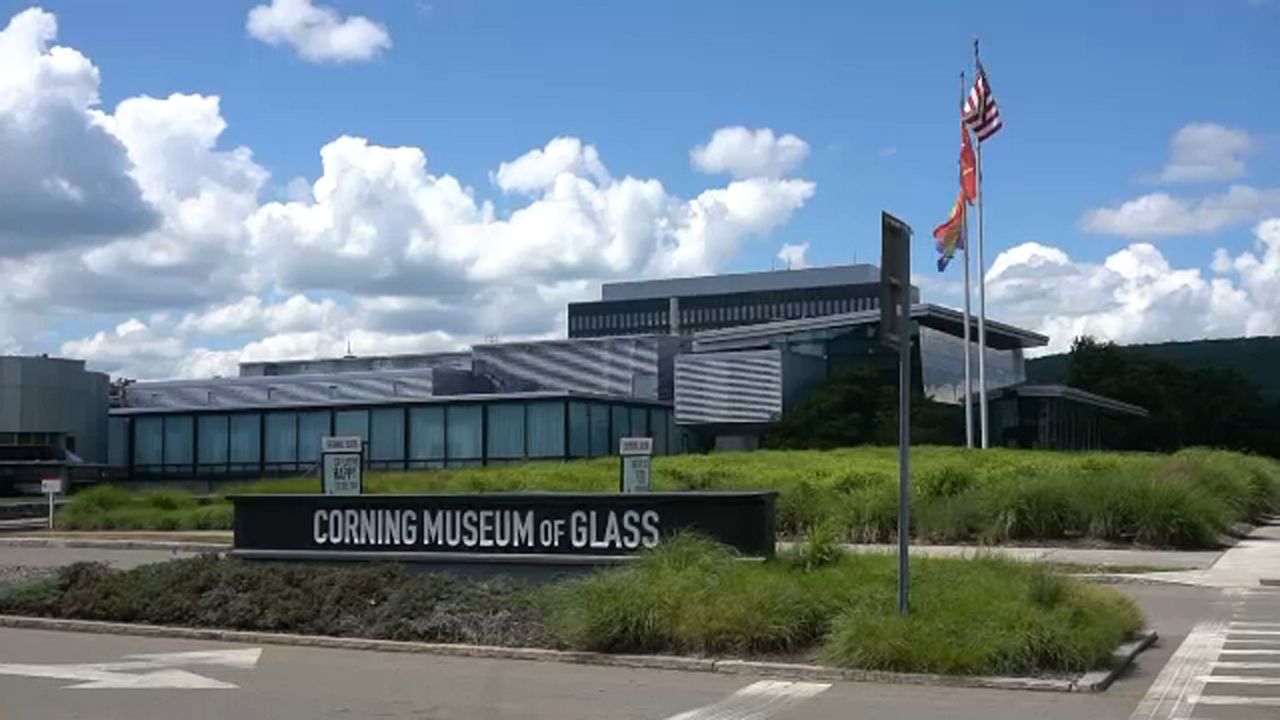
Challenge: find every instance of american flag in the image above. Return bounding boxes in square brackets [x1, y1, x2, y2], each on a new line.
[962, 62, 1002, 142]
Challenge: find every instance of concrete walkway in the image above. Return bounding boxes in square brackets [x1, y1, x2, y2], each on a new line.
[1125, 521, 1280, 587]
[832, 543, 1220, 571]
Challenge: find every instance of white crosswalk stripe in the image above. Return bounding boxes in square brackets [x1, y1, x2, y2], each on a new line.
[1131, 586, 1280, 719]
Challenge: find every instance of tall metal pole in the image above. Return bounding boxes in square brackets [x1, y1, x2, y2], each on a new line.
[974, 41, 990, 449]
[960, 72, 974, 449]
[897, 236, 911, 616]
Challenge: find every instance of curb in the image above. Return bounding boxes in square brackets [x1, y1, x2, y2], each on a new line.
[1076, 573, 1205, 587]
[1076, 630, 1159, 692]
[0, 538, 228, 553]
[0, 614, 1137, 693]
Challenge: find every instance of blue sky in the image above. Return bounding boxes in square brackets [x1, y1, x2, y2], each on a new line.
[0, 1, 1276, 377]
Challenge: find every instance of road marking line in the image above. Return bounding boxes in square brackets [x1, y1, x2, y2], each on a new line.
[1219, 649, 1280, 655]
[663, 681, 830, 720]
[1222, 638, 1280, 645]
[1188, 694, 1280, 706]
[0, 647, 261, 690]
[1128, 620, 1227, 720]
[1231, 622, 1280, 629]
[1197, 675, 1280, 685]
[1213, 661, 1280, 669]
[1227, 630, 1280, 636]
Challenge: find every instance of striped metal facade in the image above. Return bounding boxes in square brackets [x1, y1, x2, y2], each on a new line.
[473, 336, 682, 401]
[121, 368, 474, 411]
[674, 350, 784, 425]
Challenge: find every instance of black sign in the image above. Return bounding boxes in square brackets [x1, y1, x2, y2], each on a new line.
[229, 492, 776, 560]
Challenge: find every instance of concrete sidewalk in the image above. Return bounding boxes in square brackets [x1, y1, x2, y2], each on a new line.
[829, 543, 1219, 571]
[1122, 521, 1280, 587]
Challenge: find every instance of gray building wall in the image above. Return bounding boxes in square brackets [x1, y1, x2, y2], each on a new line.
[239, 352, 472, 377]
[0, 357, 110, 463]
[602, 265, 882, 301]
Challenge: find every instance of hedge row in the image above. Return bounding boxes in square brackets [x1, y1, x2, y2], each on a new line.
[0, 537, 1143, 676]
[57, 446, 1280, 548]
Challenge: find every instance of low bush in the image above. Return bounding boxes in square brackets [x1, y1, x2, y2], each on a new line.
[544, 537, 1142, 674]
[0, 538, 1145, 677]
[56, 446, 1280, 548]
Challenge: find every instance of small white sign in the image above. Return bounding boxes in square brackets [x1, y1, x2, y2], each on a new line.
[619, 437, 653, 456]
[323, 453, 362, 495]
[322, 436, 362, 453]
[41, 478, 63, 495]
[621, 455, 652, 493]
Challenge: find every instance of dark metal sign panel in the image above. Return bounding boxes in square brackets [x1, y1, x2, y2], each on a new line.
[230, 492, 776, 559]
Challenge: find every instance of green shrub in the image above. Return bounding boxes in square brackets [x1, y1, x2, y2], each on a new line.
[55, 447, 1280, 549]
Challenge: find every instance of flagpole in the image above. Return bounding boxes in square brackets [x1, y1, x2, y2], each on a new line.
[974, 38, 990, 449]
[960, 72, 974, 450]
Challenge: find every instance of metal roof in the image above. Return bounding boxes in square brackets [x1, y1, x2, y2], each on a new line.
[108, 390, 672, 416]
[600, 264, 882, 301]
[991, 384, 1149, 417]
[690, 303, 1049, 352]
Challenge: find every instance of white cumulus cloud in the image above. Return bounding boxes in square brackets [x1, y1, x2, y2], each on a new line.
[690, 126, 810, 179]
[1153, 123, 1253, 183]
[247, 0, 390, 63]
[986, 220, 1280, 354]
[1081, 185, 1280, 238]
[0, 8, 157, 257]
[776, 242, 809, 269]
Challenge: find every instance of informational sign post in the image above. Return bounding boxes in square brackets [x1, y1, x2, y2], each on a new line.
[618, 437, 653, 494]
[321, 436, 364, 496]
[41, 476, 63, 530]
[880, 211, 914, 615]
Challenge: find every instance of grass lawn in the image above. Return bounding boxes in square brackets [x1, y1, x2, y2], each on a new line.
[0, 537, 1143, 677]
[56, 446, 1280, 549]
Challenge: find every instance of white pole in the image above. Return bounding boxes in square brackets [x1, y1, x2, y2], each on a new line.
[960, 73, 973, 449]
[976, 141, 989, 449]
[48, 490, 54, 530]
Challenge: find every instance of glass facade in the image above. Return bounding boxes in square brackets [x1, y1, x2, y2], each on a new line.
[118, 397, 675, 478]
[917, 325, 1025, 404]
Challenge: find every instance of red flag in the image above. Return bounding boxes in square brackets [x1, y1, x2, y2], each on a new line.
[960, 125, 977, 204]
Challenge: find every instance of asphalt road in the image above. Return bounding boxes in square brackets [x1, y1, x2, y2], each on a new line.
[0, 583, 1261, 720]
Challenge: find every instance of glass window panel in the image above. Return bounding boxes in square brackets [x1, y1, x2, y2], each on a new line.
[335, 410, 368, 441]
[108, 417, 129, 467]
[630, 407, 649, 437]
[370, 408, 405, 462]
[588, 403, 610, 457]
[134, 416, 163, 465]
[163, 416, 193, 465]
[297, 411, 330, 464]
[409, 406, 445, 459]
[610, 405, 630, 451]
[652, 409, 669, 456]
[446, 405, 482, 460]
[568, 402, 589, 458]
[527, 401, 565, 458]
[487, 403, 525, 459]
[197, 415, 229, 465]
[264, 412, 297, 463]
[229, 414, 261, 465]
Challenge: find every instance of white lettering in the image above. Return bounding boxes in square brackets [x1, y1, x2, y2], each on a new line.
[479, 510, 494, 548]
[513, 511, 534, 548]
[621, 510, 640, 549]
[360, 510, 378, 545]
[313, 510, 328, 544]
[423, 510, 444, 546]
[539, 518, 555, 547]
[554, 518, 567, 547]
[328, 510, 341, 544]
[641, 510, 660, 548]
[493, 511, 509, 547]
[343, 510, 359, 544]
[402, 511, 418, 544]
[462, 510, 478, 547]
[570, 511, 588, 548]
[385, 511, 401, 545]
